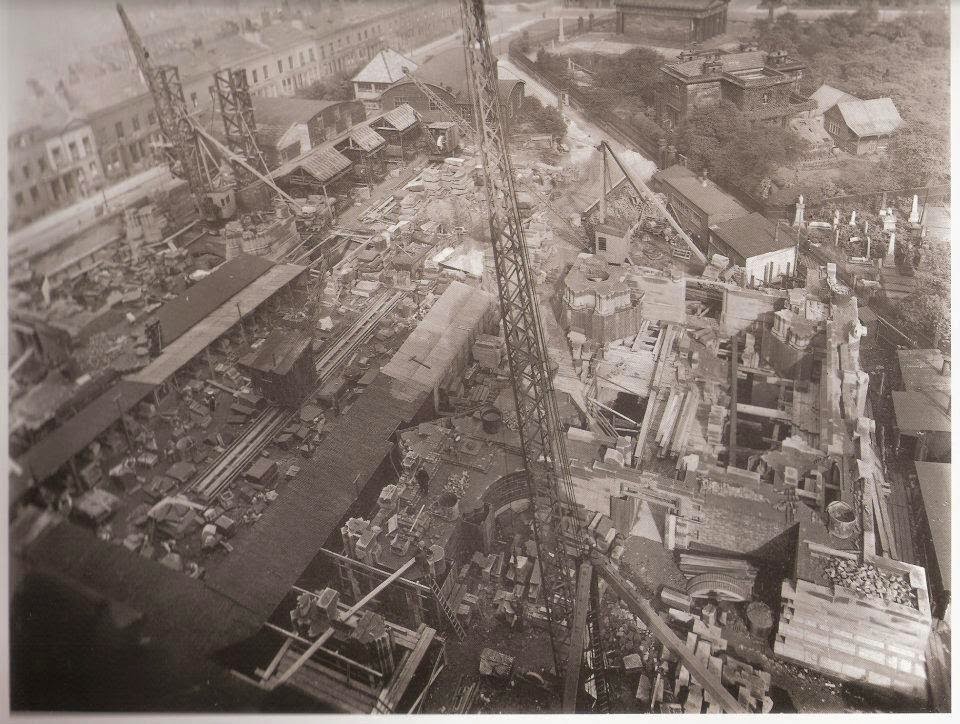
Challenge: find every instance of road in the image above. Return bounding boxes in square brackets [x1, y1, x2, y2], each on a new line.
[10, 165, 180, 265]
[497, 57, 657, 183]
[727, 0, 912, 22]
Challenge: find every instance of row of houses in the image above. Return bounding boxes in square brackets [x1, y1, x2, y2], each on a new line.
[7, 0, 459, 231]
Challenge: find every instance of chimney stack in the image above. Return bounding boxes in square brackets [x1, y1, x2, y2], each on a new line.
[699, 169, 708, 187]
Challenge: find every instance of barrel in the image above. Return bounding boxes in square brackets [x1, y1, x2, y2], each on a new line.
[746, 601, 774, 639]
[826, 500, 856, 539]
[481, 407, 502, 434]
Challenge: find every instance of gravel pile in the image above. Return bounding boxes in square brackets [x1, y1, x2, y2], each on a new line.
[824, 560, 918, 610]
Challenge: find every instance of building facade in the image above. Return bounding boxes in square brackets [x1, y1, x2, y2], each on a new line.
[707, 212, 796, 286]
[823, 97, 902, 156]
[655, 48, 812, 128]
[251, 97, 367, 169]
[614, 0, 729, 44]
[10, 0, 460, 203]
[352, 49, 419, 113]
[8, 98, 106, 231]
[651, 164, 747, 251]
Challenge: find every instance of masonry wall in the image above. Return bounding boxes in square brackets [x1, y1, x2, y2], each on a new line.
[696, 493, 791, 554]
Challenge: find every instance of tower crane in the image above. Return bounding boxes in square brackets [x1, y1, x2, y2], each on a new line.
[458, 0, 744, 713]
[117, 4, 301, 218]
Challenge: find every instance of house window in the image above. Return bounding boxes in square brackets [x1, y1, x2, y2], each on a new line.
[30, 185, 39, 203]
[190, 92, 198, 109]
[394, 96, 408, 108]
[299, 51, 305, 65]
[82, 136, 92, 155]
[148, 110, 157, 125]
[252, 68, 258, 83]
[278, 59, 283, 73]
[15, 191, 24, 207]
[52, 146, 62, 165]
[321, 46, 325, 59]
[68, 141, 79, 162]
[428, 98, 441, 111]
[597, 236, 607, 252]
[22, 163, 30, 179]
[38, 156, 47, 172]
[309, 48, 315, 62]
[263, 64, 269, 79]
[115, 120, 125, 139]
[288, 55, 293, 69]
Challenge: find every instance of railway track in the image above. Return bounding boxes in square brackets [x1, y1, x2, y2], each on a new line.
[186, 289, 408, 504]
[315, 289, 405, 379]
[189, 406, 292, 503]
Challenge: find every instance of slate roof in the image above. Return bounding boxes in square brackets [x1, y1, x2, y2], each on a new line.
[157, 254, 275, 346]
[352, 48, 418, 85]
[835, 97, 902, 138]
[413, 47, 524, 104]
[271, 145, 353, 184]
[203, 373, 426, 620]
[653, 164, 747, 221]
[709, 212, 792, 260]
[809, 83, 859, 113]
[913, 461, 951, 589]
[17, 380, 157, 486]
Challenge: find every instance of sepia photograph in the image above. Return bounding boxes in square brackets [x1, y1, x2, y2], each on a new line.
[3, 0, 952, 716]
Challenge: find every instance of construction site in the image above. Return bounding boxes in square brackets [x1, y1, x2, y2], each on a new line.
[9, 0, 951, 716]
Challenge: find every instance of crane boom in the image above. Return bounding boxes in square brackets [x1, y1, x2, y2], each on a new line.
[117, 3, 208, 213]
[458, 0, 586, 674]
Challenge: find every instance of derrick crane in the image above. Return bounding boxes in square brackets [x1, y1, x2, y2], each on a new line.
[459, 0, 745, 713]
[118, 4, 297, 218]
[118, 3, 211, 215]
[458, 0, 585, 676]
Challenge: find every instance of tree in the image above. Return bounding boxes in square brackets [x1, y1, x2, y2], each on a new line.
[674, 102, 810, 198]
[299, 71, 353, 101]
[519, 95, 567, 138]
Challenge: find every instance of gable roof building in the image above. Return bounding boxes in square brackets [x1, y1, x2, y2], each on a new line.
[809, 83, 858, 115]
[823, 96, 902, 155]
[352, 48, 419, 109]
[708, 211, 797, 286]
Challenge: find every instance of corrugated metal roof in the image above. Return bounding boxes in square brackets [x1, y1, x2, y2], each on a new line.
[892, 389, 951, 433]
[352, 48, 418, 84]
[128, 264, 307, 387]
[382, 282, 496, 395]
[343, 124, 387, 152]
[809, 83, 859, 113]
[271, 146, 353, 184]
[204, 373, 426, 619]
[914, 461, 950, 588]
[835, 97, 902, 138]
[18, 380, 157, 484]
[709, 212, 792, 260]
[375, 103, 418, 132]
[158, 254, 275, 346]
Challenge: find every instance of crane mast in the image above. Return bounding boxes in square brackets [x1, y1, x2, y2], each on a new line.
[458, 0, 586, 673]
[117, 3, 209, 214]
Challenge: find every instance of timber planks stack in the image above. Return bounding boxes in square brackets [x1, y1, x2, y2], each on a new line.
[190, 407, 291, 502]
